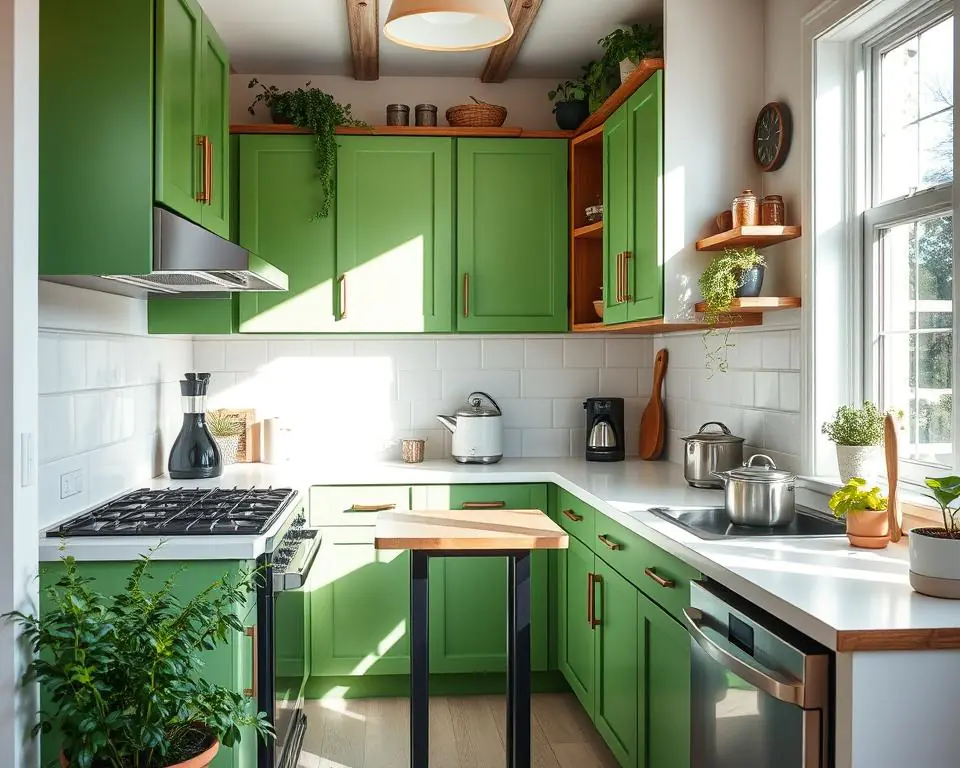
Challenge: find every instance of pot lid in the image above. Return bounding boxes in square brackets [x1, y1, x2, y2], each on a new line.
[681, 421, 745, 444]
[724, 454, 797, 483]
[455, 391, 503, 417]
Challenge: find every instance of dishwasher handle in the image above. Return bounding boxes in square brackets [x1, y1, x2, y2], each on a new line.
[682, 607, 805, 706]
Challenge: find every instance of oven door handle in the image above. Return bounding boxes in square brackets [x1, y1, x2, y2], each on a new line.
[682, 608, 805, 705]
[273, 533, 322, 592]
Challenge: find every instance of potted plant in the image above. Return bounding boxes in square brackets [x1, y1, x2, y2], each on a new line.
[581, 59, 619, 113]
[821, 402, 900, 482]
[911, 476, 960, 598]
[247, 79, 367, 217]
[548, 79, 590, 130]
[829, 477, 890, 549]
[207, 409, 243, 466]
[6, 552, 272, 767]
[598, 23, 663, 83]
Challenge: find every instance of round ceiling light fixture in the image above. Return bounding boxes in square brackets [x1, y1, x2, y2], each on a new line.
[384, 0, 514, 52]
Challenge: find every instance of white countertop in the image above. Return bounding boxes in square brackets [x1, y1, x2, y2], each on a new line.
[39, 457, 960, 651]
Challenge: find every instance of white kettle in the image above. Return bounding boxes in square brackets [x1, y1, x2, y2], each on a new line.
[436, 391, 503, 464]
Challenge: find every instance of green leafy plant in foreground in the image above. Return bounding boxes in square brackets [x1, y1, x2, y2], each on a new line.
[5, 551, 272, 767]
[597, 23, 663, 66]
[828, 477, 888, 519]
[820, 401, 902, 446]
[924, 475, 960, 538]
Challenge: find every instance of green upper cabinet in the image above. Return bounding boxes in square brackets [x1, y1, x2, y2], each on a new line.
[237, 135, 337, 333]
[557, 536, 596, 717]
[335, 137, 455, 332]
[604, 71, 664, 324]
[199, 18, 231, 238]
[457, 139, 568, 332]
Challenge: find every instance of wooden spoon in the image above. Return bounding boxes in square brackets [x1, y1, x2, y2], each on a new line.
[885, 413, 902, 543]
[639, 349, 668, 460]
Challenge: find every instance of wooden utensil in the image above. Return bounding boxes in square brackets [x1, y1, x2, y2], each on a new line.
[639, 349, 668, 460]
[884, 414, 902, 542]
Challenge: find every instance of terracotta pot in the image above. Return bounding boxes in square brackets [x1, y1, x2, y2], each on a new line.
[60, 737, 220, 768]
[909, 528, 960, 598]
[845, 508, 889, 549]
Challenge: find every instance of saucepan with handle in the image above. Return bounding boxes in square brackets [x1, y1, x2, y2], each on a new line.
[713, 454, 797, 527]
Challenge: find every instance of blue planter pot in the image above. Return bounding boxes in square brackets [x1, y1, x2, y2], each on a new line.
[554, 100, 589, 131]
[736, 265, 765, 298]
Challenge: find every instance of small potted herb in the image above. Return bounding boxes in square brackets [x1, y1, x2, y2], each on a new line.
[598, 23, 663, 82]
[247, 79, 368, 217]
[548, 79, 589, 130]
[912, 476, 960, 598]
[829, 477, 889, 549]
[207, 409, 243, 465]
[821, 402, 901, 482]
[6, 552, 272, 767]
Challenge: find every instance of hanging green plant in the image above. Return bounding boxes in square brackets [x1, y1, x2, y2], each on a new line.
[248, 79, 369, 217]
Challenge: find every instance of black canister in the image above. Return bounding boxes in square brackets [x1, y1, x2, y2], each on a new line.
[386, 104, 410, 126]
[415, 104, 438, 126]
[168, 373, 222, 479]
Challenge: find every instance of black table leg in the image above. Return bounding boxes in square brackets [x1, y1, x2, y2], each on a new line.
[507, 552, 531, 768]
[410, 551, 430, 768]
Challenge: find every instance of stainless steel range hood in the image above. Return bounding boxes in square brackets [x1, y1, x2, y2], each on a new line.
[98, 207, 287, 294]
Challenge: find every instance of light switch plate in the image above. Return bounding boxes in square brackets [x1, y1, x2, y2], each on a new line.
[60, 468, 84, 499]
[20, 432, 34, 487]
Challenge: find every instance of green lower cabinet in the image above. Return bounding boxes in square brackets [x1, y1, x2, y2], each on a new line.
[310, 527, 411, 676]
[148, 295, 238, 334]
[557, 536, 596, 716]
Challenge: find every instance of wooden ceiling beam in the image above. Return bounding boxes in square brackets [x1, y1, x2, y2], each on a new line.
[346, 0, 379, 81]
[480, 0, 544, 83]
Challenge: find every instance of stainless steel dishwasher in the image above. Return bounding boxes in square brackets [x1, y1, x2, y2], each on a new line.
[683, 582, 832, 768]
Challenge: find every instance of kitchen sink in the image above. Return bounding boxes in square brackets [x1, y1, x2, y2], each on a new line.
[647, 505, 846, 540]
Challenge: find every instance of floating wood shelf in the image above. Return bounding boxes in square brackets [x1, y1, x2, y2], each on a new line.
[694, 297, 802, 314]
[572, 124, 604, 148]
[572, 315, 763, 334]
[573, 222, 603, 240]
[696, 225, 802, 251]
[231, 124, 574, 139]
[575, 58, 665, 137]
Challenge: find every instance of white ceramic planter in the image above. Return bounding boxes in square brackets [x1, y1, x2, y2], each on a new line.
[909, 528, 960, 598]
[835, 444, 882, 483]
[214, 434, 240, 466]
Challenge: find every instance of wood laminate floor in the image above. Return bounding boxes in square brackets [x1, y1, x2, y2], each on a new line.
[297, 693, 619, 768]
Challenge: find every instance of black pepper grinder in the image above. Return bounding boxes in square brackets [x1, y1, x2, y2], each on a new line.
[168, 373, 222, 479]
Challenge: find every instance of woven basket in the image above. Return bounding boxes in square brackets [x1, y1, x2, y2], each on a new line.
[446, 101, 507, 128]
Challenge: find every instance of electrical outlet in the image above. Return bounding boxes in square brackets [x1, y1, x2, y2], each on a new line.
[60, 468, 84, 500]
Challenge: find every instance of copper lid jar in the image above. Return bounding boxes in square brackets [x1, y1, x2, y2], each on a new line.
[732, 189, 760, 228]
[761, 194, 785, 226]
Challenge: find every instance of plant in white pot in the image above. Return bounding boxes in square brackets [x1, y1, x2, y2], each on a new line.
[597, 23, 663, 83]
[821, 402, 901, 482]
[828, 477, 889, 549]
[207, 409, 243, 466]
[911, 476, 960, 598]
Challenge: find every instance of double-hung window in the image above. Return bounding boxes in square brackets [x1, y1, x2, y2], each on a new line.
[863, 4, 954, 483]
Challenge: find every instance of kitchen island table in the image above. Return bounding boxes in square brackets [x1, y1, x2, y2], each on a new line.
[375, 507, 568, 768]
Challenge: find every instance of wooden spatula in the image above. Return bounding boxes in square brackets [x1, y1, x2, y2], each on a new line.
[639, 349, 668, 460]
[885, 413, 902, 542]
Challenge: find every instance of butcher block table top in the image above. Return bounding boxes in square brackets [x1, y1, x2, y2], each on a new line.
[374, 508, 569, 551]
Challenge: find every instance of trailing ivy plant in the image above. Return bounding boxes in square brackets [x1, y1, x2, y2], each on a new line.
[248, 79, 368, 217]
[598, 23, 663, 66]
[548, 78, 588, 111]
[6, 550, 272, 768]
[828, 477, 888, 518]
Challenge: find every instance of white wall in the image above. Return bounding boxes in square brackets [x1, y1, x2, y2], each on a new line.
[197, 335, 654, 461]
[232, 74, 561, 130]
[38, 283, 192, 528]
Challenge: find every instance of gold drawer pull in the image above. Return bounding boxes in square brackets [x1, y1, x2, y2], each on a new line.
[591, 573, 602, 628]
[597, 534, 622, 551]
[243, 625, 257, 697]
[587, 571, 594, 626]
[644, 567, 675, 589]
[461, 501, 506, 510]
[350, 503, 397, 512]
[562, 508, 583, 522]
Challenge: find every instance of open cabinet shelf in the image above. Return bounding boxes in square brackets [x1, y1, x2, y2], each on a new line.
[571, 315, 764, 334]
[231, 124, 574, 139]
[696, 225, 802, 251]
[573, 221, 603, 239]
[693, 297, 801, 313]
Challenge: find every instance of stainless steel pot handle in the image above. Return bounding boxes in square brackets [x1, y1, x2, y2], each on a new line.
[467, 391, 502, 415]
[744, 454, 777, 469]
[698, 421, 732, 435]
[682, 607, 804, 705]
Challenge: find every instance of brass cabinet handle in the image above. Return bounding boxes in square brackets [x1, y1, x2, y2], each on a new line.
[587, 571, 594, 627]
[463, 272, 470, 317]
[614, 252, 623, 303]
[591, 573, 602, 628]
[243, 625, 257, 697]
[644, 567, 675, 589]
[338, 274, 347, 319]
[461, 500, 506, 510]
[204, 136, 213, 205]
[195, 136, 210, 202]
[622, 251, 632, 302]
[350, 503, 396, 512]
[561, 508, 583, 523]
[597, 534, 622, 551]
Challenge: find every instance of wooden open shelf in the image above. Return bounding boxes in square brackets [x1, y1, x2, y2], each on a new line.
[572, 315, 764, 334]
[573, 221, 603, 240]
[231, 124, 574, 139]
[696, 226, 802, 251]
[694, 297, 801, 314]
[572, 124, 603, 148]
[575, 58, 665, 137]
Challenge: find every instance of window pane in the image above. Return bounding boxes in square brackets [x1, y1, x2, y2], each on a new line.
[919, 16, 954, 118]
[881, 215, 952, 331]
[920, 110, 953, 186]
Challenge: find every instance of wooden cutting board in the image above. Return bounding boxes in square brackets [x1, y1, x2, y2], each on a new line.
[639, 349, 668, 460]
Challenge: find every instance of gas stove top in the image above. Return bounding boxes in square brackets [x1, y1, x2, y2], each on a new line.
[47, 487, 297, 537]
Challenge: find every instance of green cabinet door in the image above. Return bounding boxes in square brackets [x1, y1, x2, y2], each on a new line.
[237, 135, 337, 332]
[336, 136, 455, 332]
[457, 139, 568, 332]
[155, 0, 203, 224]
[603, 104, 631, 326]
[310, 527, 411, 677]
[417, 484, 550, 673]
[643, 592, 691, 768]
[199, 14, 230, 239]
[557, 536, 596, 717]
[593, 558, 641, 768]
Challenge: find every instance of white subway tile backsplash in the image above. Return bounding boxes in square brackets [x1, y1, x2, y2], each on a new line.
[779, 372, 801, 412]
[438, 339, 481, 369]
[522, 429, 570, 458]
[86, 339, 111, 389]
[39, 394, 75, 463]
[742, 409, 764, 446]
[74, 392, 102, 452]
[754, 371, 779, 410]
[728, 371, 754, 408]
[354, 339, 435, 370]
[522, 368, 597, 398]
[411, 400, 453, 430]
[399, 369, 442, 402]
[553, 398, 585, 428]
[224, 340, 268, 372]
[39, 334, 59, 395]
[503, 428, 522, 459]
[443, 369, 521, 400]
[789, 330, 802, 370]
[599, 367, 638, 398]
[563, 338, 603, 368]
[58, 337, 86, 392]
[482, 339, 524, 369]
[497, 398, 553, 429]
[763, 412, 802, 455]
[194, 340, 226, 371]
[267, 339, 311, 361]
[761, 332, 792, 370]
[309, 339, 356, 358]
[605, 338, 653, 367]
[525, 339, 563, 368]
[728, 333, 762, 370]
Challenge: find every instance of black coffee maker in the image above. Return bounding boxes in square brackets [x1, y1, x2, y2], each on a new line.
[583, 398, 625, 462]
[168, 373, 222, 479]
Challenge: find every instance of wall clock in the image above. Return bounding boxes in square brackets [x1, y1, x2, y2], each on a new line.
[753, 102, 792, 172]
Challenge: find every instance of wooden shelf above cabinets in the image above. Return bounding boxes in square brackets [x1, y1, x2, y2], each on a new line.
[696, 225, 802, 251]
[573, 221, 603, 239]
[694, 297, 801, 313]
[575, 58, 665, 137]
[230, 124, 575, 139]
[572, 315, 763, 334]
